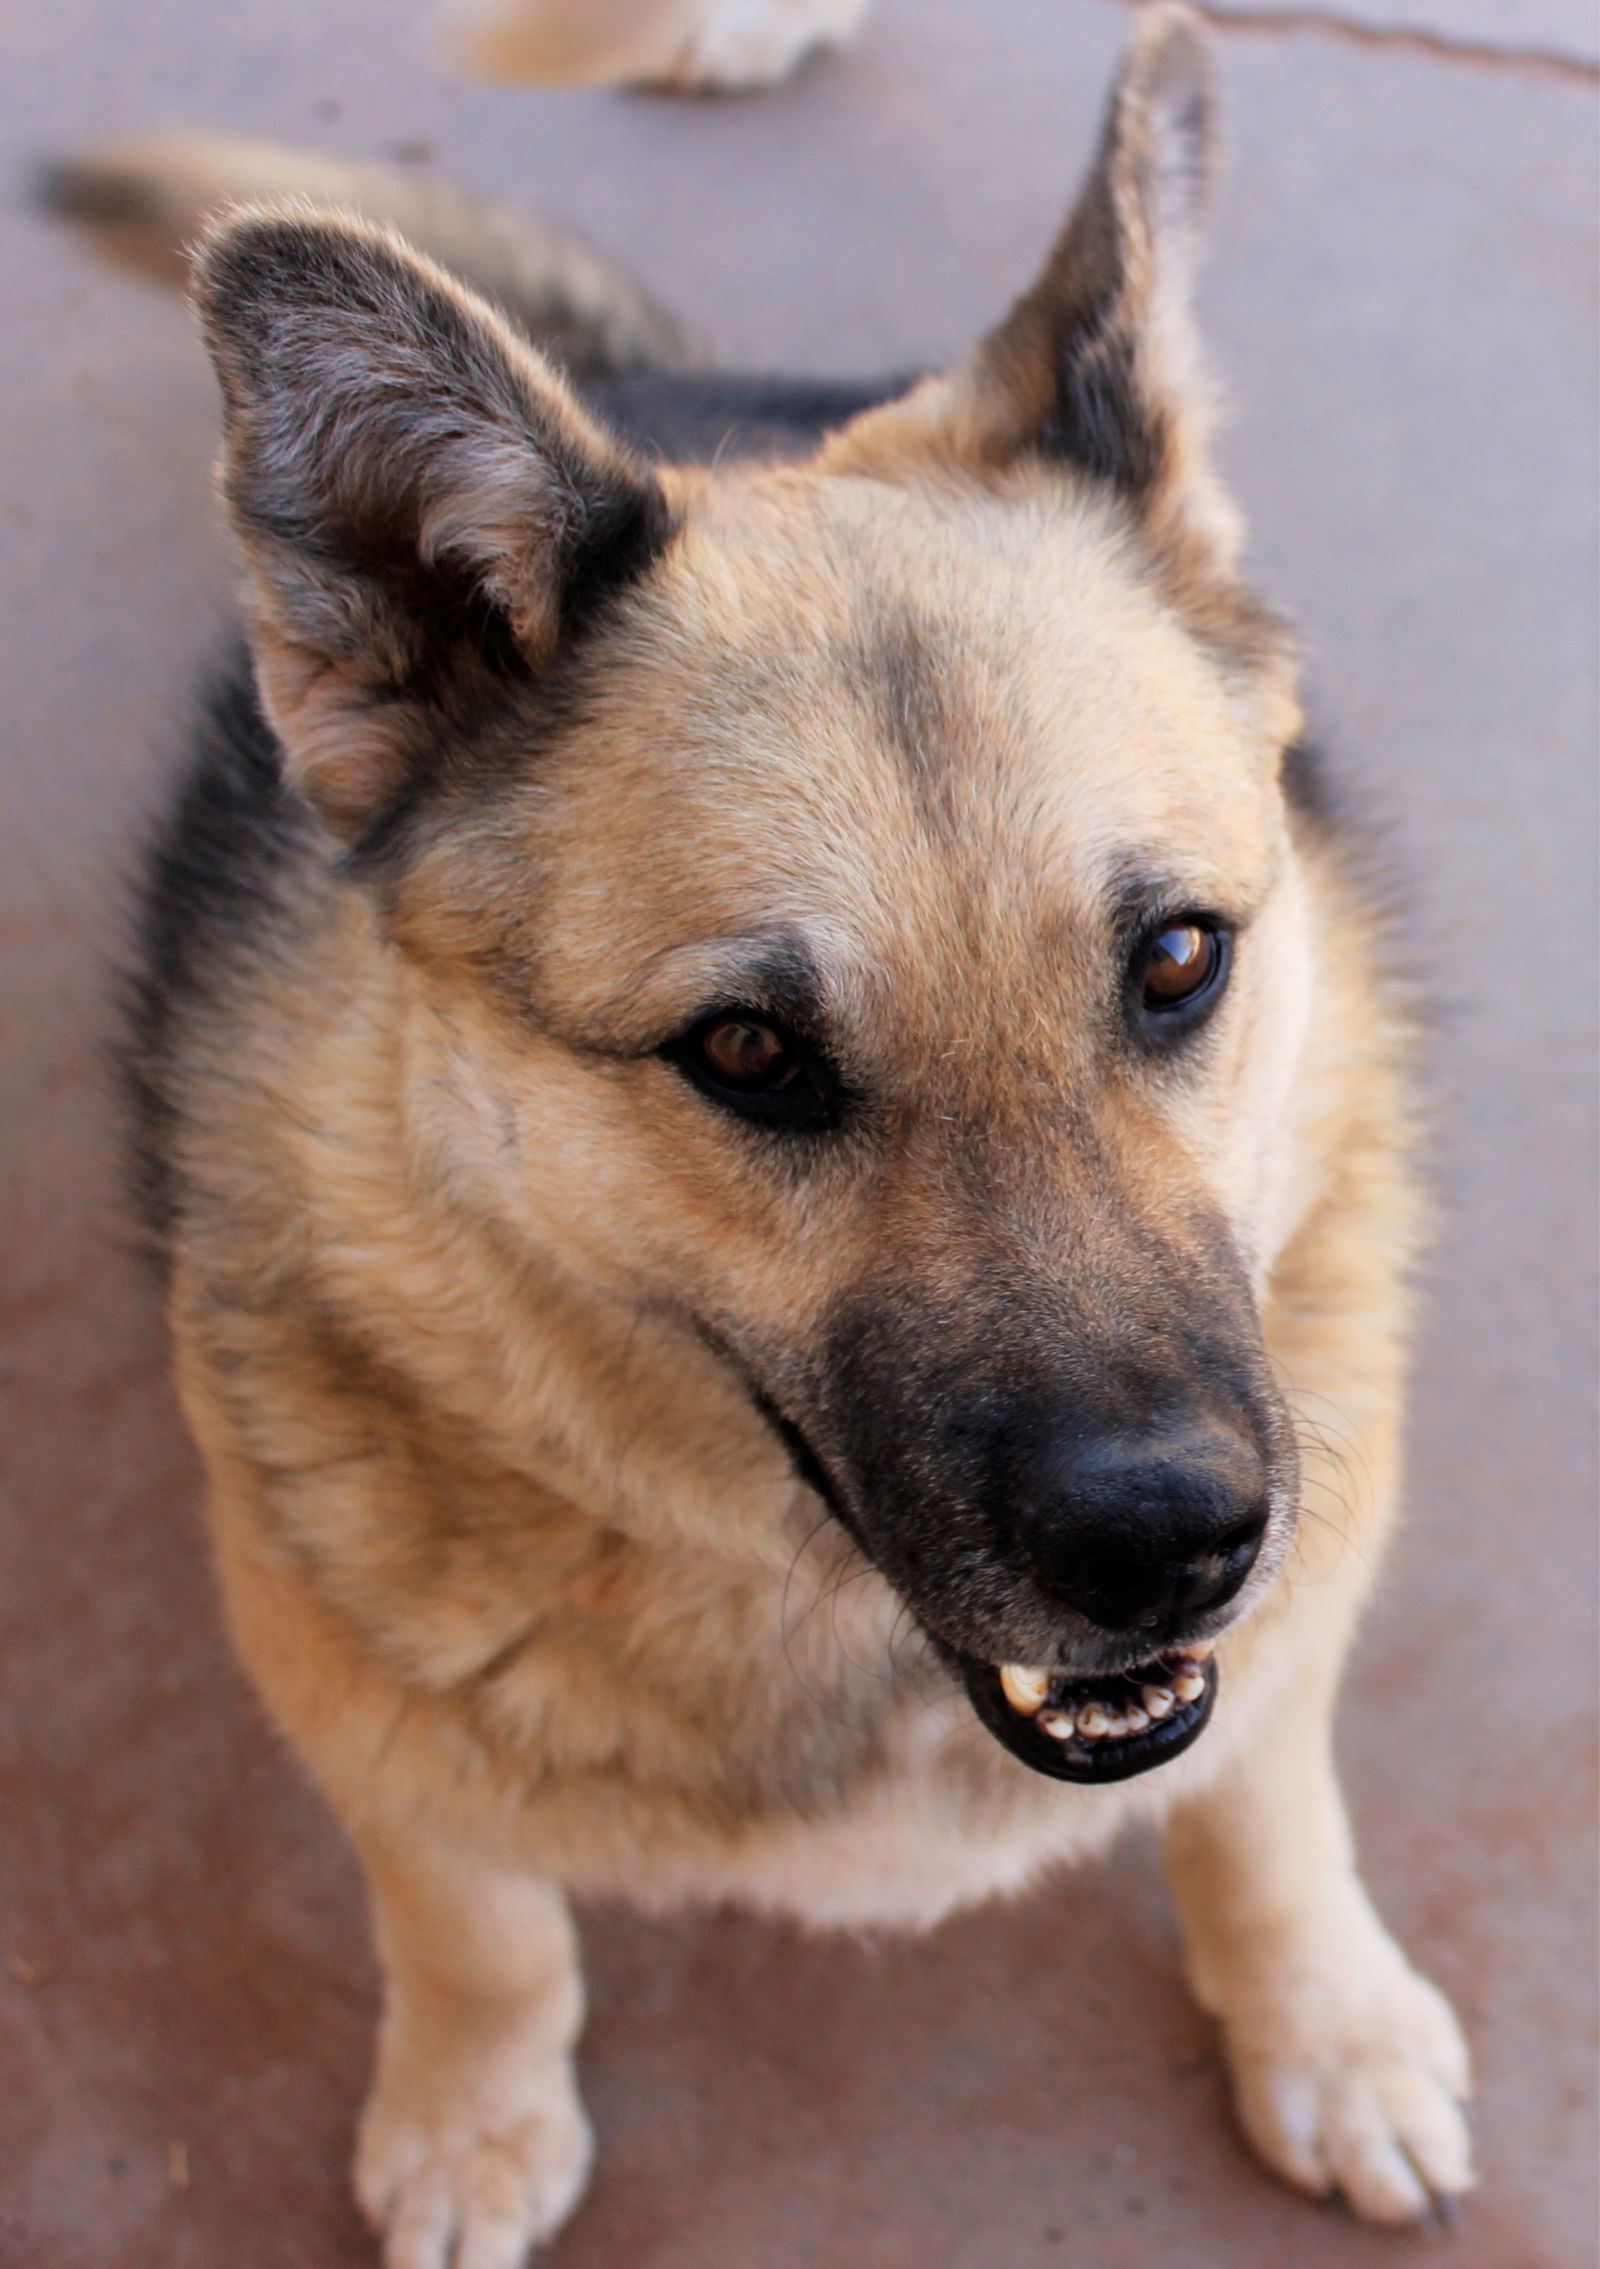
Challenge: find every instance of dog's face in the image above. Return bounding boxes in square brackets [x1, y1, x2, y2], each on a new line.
[197, 10, 1312, 1782]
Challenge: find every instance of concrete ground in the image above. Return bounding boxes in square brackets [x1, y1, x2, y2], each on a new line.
[1, 1, 1595, 2264]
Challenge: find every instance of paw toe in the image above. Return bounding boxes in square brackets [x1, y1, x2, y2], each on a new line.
[1323, 2074, 1440, 2224]
[1238, 2049, 1475, 2226]
[358, 2093, 593, 2269]
[382, 2165, 457, 2269]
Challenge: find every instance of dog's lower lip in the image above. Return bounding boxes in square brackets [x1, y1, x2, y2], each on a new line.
[958, 1648, 1218, 1784]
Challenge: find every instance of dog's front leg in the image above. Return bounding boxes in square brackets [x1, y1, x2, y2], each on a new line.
[173, 1301, 596, 2267]
[1164, 1644, 1473, 2225]
[351, 1819, 593, 2269]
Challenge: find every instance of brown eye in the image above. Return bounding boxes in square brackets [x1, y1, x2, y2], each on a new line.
[1139, 922, 1224, 1013]
[663, 1007, 847, 1133]
[696, 1017, 799, 1091]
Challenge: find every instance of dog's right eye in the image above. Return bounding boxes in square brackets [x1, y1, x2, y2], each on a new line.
[661, 1012, 845, 1134]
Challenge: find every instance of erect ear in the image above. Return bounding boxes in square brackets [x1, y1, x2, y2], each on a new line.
[193, 210, 674, 833]
[824, 5, 1240, 578]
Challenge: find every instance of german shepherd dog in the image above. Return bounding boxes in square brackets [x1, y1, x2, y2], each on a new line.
[50, 8, 1474, 2259]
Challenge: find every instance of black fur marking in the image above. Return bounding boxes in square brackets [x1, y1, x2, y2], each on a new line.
[1021, 135, 1167, 502]
[839, 604, 969, 834]
[992, 13, 1215, 507]
[586, 373, 908, 464]
[1280, 737, 1340, 830]
[555, 462, 677, 640]
[337, 502, 670, 881]
[1039, 315, 1162, 499]
[677, 1311, 868, 1553]
[339, 600, 635, 883]
[752, 1392, 864, 1552]
[123, 647, 305, 1238]
[339, 778, 434, 877]
[662, 936, 832, 1043]
[1021, 104, 1161, 496]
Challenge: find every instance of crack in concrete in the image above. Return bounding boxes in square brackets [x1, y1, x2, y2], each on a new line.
[1111, 1, 1599, 85]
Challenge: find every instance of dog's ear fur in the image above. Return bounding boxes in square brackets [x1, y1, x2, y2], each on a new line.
[193, 211, 673, 833]
[826, 5, 1240, 578]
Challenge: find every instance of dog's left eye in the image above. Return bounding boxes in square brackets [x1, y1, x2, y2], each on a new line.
[1134, 920, 1229, 1025]
[662, 1012, 845, 1133]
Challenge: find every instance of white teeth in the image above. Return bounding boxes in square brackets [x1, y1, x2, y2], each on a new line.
[1003, 1656, 1207, 1744]
[999, 1663, 1052, 1716]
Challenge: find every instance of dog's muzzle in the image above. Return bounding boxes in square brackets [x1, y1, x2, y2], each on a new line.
[711, 1330, 1240, 1787]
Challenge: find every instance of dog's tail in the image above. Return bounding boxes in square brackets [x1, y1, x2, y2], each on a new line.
[34, 133, 695, 377]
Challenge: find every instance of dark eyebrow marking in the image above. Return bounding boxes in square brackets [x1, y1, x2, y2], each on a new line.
[838, 602, 972, 835]
[1102, 858, 1256, 948]
[663, 934, 833, 1046]
[545, 927, 838, 1066]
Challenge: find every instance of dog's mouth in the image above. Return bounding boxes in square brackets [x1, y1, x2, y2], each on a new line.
[710, 1353, 1226, 1789]
[956, 1645, 1217, 1784]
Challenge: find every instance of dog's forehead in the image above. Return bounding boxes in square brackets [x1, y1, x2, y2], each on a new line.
[684, 473, 1261, 825]
[533, 467, 1287, 1007]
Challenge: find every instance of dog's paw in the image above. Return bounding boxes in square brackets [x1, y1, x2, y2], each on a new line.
[440, 0, 866, 94]
[658, 0, 868, 91]
[355, 2061, 593, 2269]
[1224, 1945, 1473, 2225]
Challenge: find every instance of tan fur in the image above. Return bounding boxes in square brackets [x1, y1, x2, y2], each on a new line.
[129, 11, 1471, 2260]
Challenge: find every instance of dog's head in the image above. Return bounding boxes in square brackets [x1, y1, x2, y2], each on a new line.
[195, 8, 1317, 1783]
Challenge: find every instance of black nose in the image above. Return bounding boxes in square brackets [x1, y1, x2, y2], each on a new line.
[1017, 1418, 1269, 1638]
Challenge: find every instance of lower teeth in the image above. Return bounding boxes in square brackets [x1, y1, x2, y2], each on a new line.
[1005, 1653, 1209, 1744]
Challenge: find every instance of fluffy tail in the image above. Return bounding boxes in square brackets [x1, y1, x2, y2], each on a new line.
[35, 133, 695, 377]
